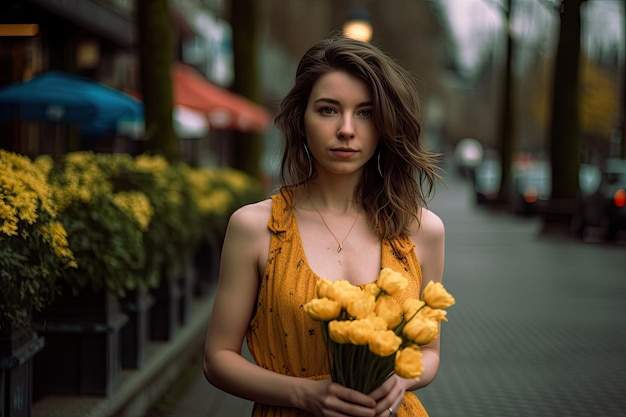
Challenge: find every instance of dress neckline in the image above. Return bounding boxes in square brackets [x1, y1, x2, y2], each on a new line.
[291, 207, 382, 287]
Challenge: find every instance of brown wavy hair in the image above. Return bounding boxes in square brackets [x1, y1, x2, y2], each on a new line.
[274, 35, 443, 239]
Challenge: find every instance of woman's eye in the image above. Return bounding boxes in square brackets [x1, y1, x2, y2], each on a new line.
[358, 108, 373, 117]
[320, 106, 336, 115]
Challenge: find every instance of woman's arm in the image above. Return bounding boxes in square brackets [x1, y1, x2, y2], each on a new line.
[369, 208, 446, 415]
[203, 202, 377, 416]
[406, 208, 446, 391]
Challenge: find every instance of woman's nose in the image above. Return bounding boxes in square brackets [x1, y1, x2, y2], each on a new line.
[337, 116, 355, 139]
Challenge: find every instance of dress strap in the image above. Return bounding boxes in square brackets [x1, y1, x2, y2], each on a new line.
[390, 235, 415, 257]
[267, 187, 294, 236]
[382, 236, 422, 287]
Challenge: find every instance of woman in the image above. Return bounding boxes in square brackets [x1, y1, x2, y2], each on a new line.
[204, 35, 445, 417]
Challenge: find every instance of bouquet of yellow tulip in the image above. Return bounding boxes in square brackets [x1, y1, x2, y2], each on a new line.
[303, 268, 455, 394]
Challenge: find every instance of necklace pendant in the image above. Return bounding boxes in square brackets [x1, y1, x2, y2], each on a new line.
[337, 244, 343, 253]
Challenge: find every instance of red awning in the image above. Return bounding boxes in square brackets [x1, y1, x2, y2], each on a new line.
[172, 63, 270, 133]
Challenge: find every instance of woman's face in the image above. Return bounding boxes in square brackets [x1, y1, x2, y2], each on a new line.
[304, 71, 379, 178]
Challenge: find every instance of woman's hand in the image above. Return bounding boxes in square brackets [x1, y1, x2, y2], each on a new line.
[300, 379, 377, 417]
[367, 375, 407, 416]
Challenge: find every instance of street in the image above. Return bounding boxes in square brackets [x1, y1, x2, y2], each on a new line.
[419, 175, 626, 416]
[159, 174, 626, 417]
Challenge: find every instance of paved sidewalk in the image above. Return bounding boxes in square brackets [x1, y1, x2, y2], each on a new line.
[156, 176, 626, 417]
[149, 353, 254, 417]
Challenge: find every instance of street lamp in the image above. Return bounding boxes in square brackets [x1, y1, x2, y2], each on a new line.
[342, 8, 372, 42]
[0, 24, 39, 36]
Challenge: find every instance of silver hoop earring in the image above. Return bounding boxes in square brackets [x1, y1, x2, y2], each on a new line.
[303, 142, 313, 179]
[377, 152, 383, 178]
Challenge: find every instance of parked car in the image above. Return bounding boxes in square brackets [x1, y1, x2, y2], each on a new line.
[511, 161, 601, 216]
[454, 137, 484, 179]
[474, 155, 501, 204]
[572, 158, 626, 241]
[474, 153, 602, 218]
[474, 151, 547, 209]
[511, 160, 551, 215]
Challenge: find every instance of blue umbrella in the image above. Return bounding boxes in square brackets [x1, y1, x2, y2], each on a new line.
[0, 71, 143, 136]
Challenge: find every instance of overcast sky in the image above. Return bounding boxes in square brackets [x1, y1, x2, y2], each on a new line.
[439, 0, 624, 75]
[439, 0, 501, 71]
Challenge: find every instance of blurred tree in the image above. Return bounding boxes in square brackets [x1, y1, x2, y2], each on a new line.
[230, 0, 264, 180]
[531, 54, 619, 157]
[497, 0, 516, 203]
[137, 0, 180, 162]
[547, 0, 587, 202]
[619, 0, 626, 159]
[579, 56, 620, 151]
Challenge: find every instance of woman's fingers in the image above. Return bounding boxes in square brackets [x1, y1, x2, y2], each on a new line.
[367, 376, 404, 416]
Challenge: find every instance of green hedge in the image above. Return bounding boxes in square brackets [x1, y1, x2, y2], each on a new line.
[0, 150, 264, 330]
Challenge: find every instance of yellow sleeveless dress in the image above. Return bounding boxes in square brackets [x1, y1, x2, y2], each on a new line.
[246, 188, 429, 416]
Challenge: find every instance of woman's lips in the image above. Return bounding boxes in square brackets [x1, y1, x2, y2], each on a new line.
[331, 148, 358, 158]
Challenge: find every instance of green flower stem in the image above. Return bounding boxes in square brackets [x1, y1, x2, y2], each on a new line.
[321, 300, 418, 394]
[327, 341, 396, 394]
[394, 305, 426, 337]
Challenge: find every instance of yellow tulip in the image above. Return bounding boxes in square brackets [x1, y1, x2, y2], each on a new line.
[365, 314, 388, 331]
[347, 319, 375, 345]
[403, 317, 439, 345]
[395, 346, 424, 379]
[422, 281, 456, 309]
[333, 280, 356, 292]
[417, 306, 448, 323]
[376, 268, 408, 296]
[330, 281, 364, 308]
[374, 297, 403, 329]
[368, 330, 402, 357]
[363, 282, 381, 297]
[303, 297, 341, 321]
[346, 293, 376, 319]
[328, 320, 351, 344]
[402, 299, 426, 322]
[316, 278, 333, 299]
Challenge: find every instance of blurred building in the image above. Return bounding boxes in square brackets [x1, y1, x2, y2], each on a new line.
[0, 0, 184, 156]
[0, 0, 460, 170]
[2, 0, 139, 88]
[262, 0, 459, 147]
[0, 0, 271, 165]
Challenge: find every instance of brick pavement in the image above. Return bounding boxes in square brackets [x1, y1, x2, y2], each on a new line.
[159, 176, 626, 417]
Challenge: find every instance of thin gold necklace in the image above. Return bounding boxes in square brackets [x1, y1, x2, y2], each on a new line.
[308, 197, 360, 253]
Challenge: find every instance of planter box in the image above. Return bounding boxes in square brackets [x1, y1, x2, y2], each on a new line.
[33, 288, 128, 397]
[149, 252, 201, 341]
[178, 255, 195, 325]
[120, 288, 154, 369]
[0, 327, 44, 417]
[149, 277, 182, 341]
[193, 238, 221, 298]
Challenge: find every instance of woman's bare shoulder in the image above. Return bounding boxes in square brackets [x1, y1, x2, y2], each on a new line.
[409, 208, 445, 285]
[409, 208, 445, 243]
[420, 208, 444, 233]
[228, 198, 273, 233]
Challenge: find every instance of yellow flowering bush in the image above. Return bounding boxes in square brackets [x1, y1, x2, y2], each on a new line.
[44, 151, 155, 295]
[1, 147, 263, 329]
[181, 166, 265, 241]
[179, 166, 228, 241]
[303, 268, 455, 393]
[101, 154, 198, 280]
[0, 150, 76, 330]
[102, 155, 263, 282]
[215, 167, 265, 213]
